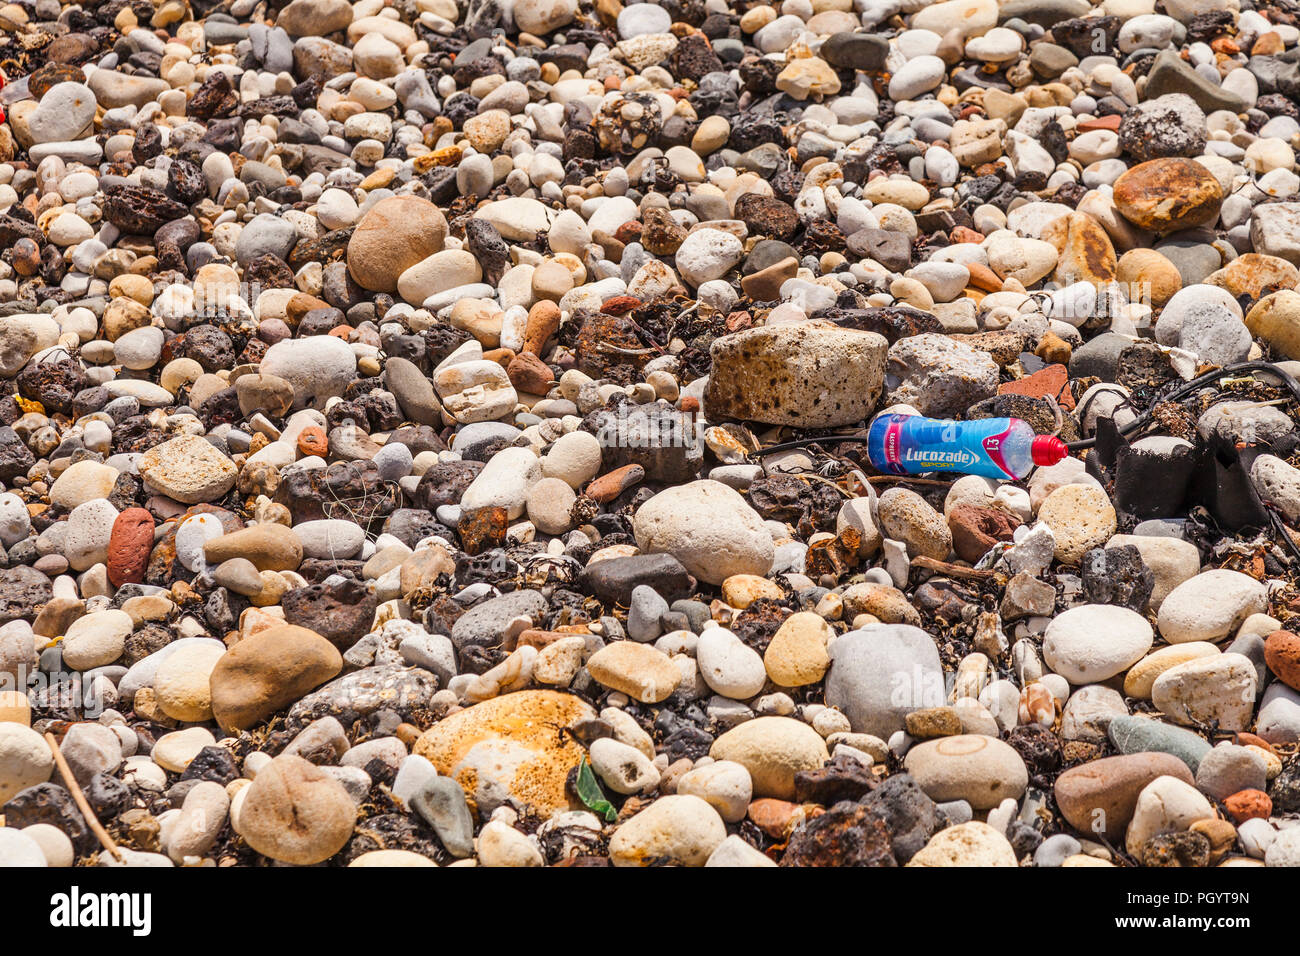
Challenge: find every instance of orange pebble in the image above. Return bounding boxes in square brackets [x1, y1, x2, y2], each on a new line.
[966, 261, 1002, 293]
[747, 799, 804, 840]
[1223, 789, 1271, 823]
[950, 226, 985, 244]
[1077, 114, 1122, 132]
[298, 426, 327, 458]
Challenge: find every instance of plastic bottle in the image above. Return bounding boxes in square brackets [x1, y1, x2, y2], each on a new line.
[865, 413, 1069, 480]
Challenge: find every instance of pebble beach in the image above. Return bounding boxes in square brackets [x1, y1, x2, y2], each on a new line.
[0, 0, 1298, 872]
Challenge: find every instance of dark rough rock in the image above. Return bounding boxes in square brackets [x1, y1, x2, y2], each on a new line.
[781, 801, 897, 867]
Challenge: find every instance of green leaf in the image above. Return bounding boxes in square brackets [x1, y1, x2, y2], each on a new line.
[576, 756, 618, 822]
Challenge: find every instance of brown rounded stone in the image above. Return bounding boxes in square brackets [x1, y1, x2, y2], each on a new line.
[203, 522, 304, 572]
[239, 754, 356, 864]
[1223, 789, 1271, 823]
[506, 351, 556, 395]
[413, 689, 595, 818]
[297, 425, 328, 457]
[209, 623, 343, 731]
[947, 503, 1021, 563]
[31, 597, 85, 639]
[522, 300, 561, 355]
[1265, 629, 1300, 691]
[1117, 248, 1182, 307]
[106, 507, 155, 588]
[1053, 752, 1195, 840]
[1246, 290, 1300, 361]
[346, 195, 448, 293]
[1112, 158, 1223, 233]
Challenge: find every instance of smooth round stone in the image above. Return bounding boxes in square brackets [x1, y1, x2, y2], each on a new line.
[709, 717, 829, 800]
[0, 827, 47, 866]
[1123, 642, 1220, 699]
[1043, 604, 1154, 684]
[1108, 714, 1213, 773]
[826, 625, 944, 738]
[609, 794, 726, 867]
[152, 727, 217, 773]
[696, 626, 766, 700]
[213, 557, 265, 597]
[238, 754, 356, 865]
[589, 737, 659, 795]
[903, 734, 1028, 810]
[1195, 743, 1266, 802]
[541, 430, 602, 487]
[1054, 752, 1195, 841]
[373, 441, 413, 481]
[22, 824, 72, 867]
[1157, 569, 1268, 643]
[889, 55, 946, 101]
[62, 609, 133, 671]
[763, 612, 831, 687]
[1126, 775, 1215, 855]
[617, 2, 671, 38]
[587, 641, 681, 703]
[154, 642, 227, 722]
[633, 480, 773, 585]
[292, 519, 366, 559]
[1151, 653, 1258, 732]
[0, 723, 54, 802]
[175, 512, 225, 572]
[676, 760, 752, 823]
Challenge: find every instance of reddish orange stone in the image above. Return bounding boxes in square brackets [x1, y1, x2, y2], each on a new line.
[523, 300, 561, 354]
[585, 464, 645, 504]
[327, 324, 353, 339]
[613, 222, 642, 245]
[966, 261, 1002, 292]
[999, 363, 1074, 410]
[1077, 114, 1122, 132]
[1234, 731, 1277, 755]
[507, 351, 555, 394]
[748, 798, 802, 839]
[600, 295, 642, 315]
[106, 507, 155, 588]
[950, 226, 985, 244]
[1265, 630, 1300, 691]
[1224, 789, 1271, 823]
[297, 426, 327, 458]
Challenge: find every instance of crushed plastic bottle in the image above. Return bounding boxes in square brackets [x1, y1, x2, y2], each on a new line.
[865, 413, 1069, 481]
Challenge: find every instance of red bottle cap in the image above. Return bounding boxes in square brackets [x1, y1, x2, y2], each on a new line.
[1031, 435, 1068, 466]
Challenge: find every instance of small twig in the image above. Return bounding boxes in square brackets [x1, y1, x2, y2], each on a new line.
[44, 732, 124, 863]
[910, 556, 995, 580]
[795, 473, 854, 497]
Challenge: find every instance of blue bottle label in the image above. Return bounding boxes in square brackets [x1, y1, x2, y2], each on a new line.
[867, 415, 1019, 480]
